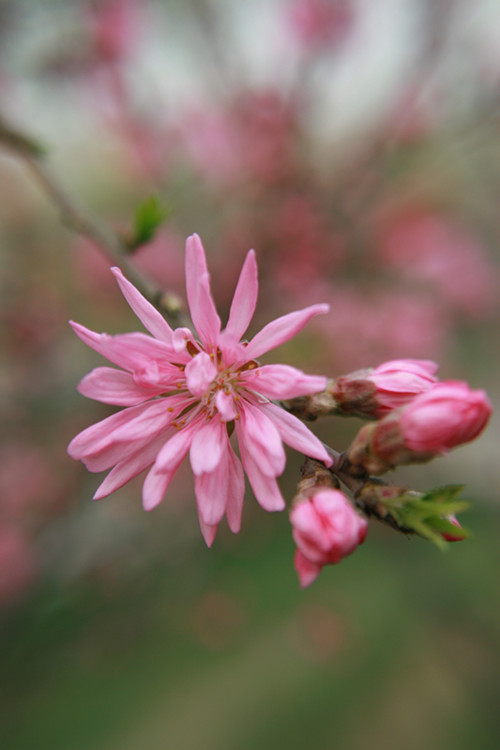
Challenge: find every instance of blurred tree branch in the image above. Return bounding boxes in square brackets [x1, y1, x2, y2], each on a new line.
[0, 114, 186, 327]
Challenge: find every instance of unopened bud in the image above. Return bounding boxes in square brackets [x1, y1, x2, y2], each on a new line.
[332, 359, 438, 419]
[440, 515, 466, 542]
[291, 485, 367, 588]
[345, 380, 491, 474]
[399, 380, 491, 453]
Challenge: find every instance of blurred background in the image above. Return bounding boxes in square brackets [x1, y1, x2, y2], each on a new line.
[1, 1, 499, 748]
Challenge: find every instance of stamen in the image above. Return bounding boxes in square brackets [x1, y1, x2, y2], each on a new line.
[238, 360, 259, 372]
[186, 340, 200, 357]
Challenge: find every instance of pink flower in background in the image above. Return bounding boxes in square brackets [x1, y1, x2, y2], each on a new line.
[313, 285, 451, 370]
[89, 0, 142, 64]
[69, 234, 331, 545]
[399, 381, 492, 454]
[0, 526, 36, 605]
[291, 489, 367, 588]
[288, 0, 355, 50]
[379, 212, 498, 319]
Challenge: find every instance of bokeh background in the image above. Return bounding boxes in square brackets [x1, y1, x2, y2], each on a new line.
[1, 1, 499, 748]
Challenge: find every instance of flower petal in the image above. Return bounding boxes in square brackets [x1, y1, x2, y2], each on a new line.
[242, 303, 329, 361]
[194, 466, 228, 528]
[78, 367, 163, 405]
[69, 400, 179, 472]
[193, 429, 244, 537]
[294, 549, 322, 588]
[190, 418, 226, 475]
[198, 519, 218, 547]
[70, 322, 178, 374]
[185, 352, 217, 398]
[224, 444, 245, 534]
[154, 416, 201, 473]
[236, 421, 285, 512]
[142, 417, 203, 510]
[260, 402, 332, 466]
[68, 401, 163, 461]
[225, 249, 258, 341]
[111, 267, 174, 344]
[185, 234, 221, 348]
[93, 432, 172, 500]
[239, 402, 286, 477]
[215, 390, 238, 421]
[142, 462, 178, 511]
[242, 365, 327, 400]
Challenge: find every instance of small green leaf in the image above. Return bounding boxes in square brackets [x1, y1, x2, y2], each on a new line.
[379, 484, 470, 549]
[127, 195, 170, 251]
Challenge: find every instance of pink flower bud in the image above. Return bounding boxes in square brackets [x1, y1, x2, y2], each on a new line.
[399, 381, 492, 454]
[291, 490, 368, 588]
[332, 359, 438, 418]
[441, 515, 466, 542]
[368, 359, 438, 416]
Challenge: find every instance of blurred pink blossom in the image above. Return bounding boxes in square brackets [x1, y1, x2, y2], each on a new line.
[288, 0, 355, 50]
[379, 212, 498, 319]
[0, 442, 57, 518]
[291, 489, 367, 588]
[314, 286, 450, 370]
[69, 234, 331, 545]
[88, 0, 143, 64]
[0, 526, 36, 605]
[180, 91, 298, 186]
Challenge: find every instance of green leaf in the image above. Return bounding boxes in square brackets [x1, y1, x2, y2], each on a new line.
[127, 196, 170, 251]
[380, 484, 470, 549]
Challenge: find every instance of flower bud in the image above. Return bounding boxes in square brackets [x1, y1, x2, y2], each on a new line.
[291, 489, 368, 588]
[440, 515, 466, 542]
[332, 359, 438, 419]
[399, 381, 492, 454]
[345, 381, 492, 475]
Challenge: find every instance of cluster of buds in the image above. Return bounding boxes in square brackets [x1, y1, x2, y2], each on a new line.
[287, 361, 491, 587]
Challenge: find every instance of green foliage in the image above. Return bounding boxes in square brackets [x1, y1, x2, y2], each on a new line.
[126, 195, 170, 251]
[382, 485, 470, 549]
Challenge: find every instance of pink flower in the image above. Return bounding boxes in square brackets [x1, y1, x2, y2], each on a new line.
[399, 381, 492, 454]
[332, 358, 439, 418]
[68, 234, 331, 545]
[291, 489, 368, 588]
